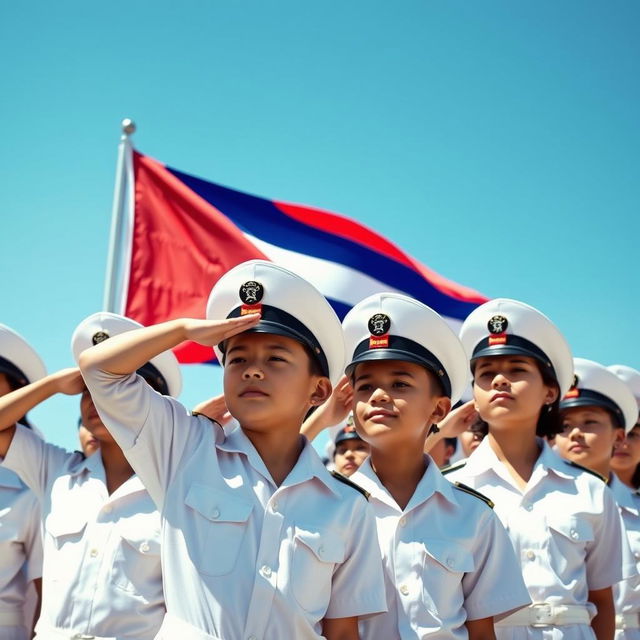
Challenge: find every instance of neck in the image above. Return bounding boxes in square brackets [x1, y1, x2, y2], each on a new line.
[243, 424, 304, 486]
[614, 466, 637, 489]
[590, 459, 611, 479]
[370, 440, 427, 511]
[99, 439, 134, 495]
[486, 420, 540, 487]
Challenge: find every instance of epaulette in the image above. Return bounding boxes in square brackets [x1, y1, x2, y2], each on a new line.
[330, 471, 370, 500]
[452, 482, 494, 509]
[564, 459, 607, 483]
[440, 460, 467, 476]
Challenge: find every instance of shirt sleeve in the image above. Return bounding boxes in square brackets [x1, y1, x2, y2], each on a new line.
[586, 483, 629, 590]
[21, 489, 43, 582]
[462, 508, 531, 620]
[325, 498, 387, 619]
[82, 366, 218, 509]
[1, 425, 70, 499]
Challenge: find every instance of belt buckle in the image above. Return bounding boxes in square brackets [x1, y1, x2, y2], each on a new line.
[71, 635, 96, 639]
[531, 603, 554, 627]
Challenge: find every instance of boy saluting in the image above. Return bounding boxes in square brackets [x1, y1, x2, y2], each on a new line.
[80, 260, 386, 640]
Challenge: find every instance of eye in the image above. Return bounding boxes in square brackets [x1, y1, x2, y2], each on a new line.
[228, 356, 246, 365]
[356, 383, 372, 392]
[393, 381, 410, 388]
[268, 355, 287, 362]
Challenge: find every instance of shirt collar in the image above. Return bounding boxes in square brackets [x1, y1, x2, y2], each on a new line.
[0, 465, 24, 489]
[609, 472, 640, 513]
[68, 451, 146, 496]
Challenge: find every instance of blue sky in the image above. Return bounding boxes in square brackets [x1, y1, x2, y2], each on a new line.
[1, 1, 639, 452]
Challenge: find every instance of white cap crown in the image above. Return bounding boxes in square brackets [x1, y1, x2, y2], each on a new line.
[0, 324, 46, 387]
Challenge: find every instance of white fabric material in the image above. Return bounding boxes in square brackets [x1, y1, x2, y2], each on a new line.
[352, 457, 530, 639]
[82, 367, 387, 640]
[495, 604, 590, 627]
[447, 437, 630, 640]
[611, 473, 640, 640]
[0, 466, 42, 639]
[2, 427, 164, 640]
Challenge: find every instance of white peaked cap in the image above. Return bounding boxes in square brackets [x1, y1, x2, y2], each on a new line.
[459, 298, 574, 397]
[342, 292, 469, 403]
[0, 324, 46, 386]
[206, 260, 346, 385]
[71, 311, 182, 397]
[561, 358, 638, 433]
[608, 364, 640, 417]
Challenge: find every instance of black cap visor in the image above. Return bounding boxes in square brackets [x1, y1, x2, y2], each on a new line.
[334, 431, 363, 446]
[560, 389, 625, 430]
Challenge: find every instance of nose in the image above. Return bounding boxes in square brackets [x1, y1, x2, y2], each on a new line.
[242, 364, 264, 380]
[568, 425, 583, 439]
[491, 372, 509, 389]
[370, 386, 390, 404]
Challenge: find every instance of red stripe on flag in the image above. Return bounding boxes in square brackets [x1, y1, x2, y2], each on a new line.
[273, 200, 486, 305]
[125, 152, 268, 363]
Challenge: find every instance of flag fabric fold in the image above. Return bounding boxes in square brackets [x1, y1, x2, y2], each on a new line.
[119, 150, 487, 364]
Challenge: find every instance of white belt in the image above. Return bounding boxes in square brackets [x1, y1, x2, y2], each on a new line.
[34, 628, 117, 640]
[616, 613, 640, 629]
[0, 610, 26, 626]
[155, 614, 221, 640]
[495, 603, 591, 627]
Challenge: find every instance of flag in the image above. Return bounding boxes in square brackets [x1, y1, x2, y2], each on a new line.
[113, 149, 487, 364]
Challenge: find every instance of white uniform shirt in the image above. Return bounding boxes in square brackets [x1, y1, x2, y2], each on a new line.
[610, 473, 640, 639]
[351, 457, 531, 640]
[0, 466, 43, 640]
[2, 426, 165, 640]
[447, 437, 632, 640]
[83, 368, 387, 640]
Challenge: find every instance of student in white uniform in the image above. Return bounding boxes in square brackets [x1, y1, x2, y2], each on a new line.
[0, 312, 181, 640]
[0, 324, 44, 640]
[342, 293, 531, 640]
[79, 260, 387, 640]
[445, 299, 628, 640]
[332, 418, 370, 477]
[608, 365, 640, 638]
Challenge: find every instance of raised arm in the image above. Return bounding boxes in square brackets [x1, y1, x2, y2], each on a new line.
[301, 375, 353, 441]
[424, 400, 477, 454]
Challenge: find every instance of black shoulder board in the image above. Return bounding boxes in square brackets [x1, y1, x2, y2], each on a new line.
[440, 460, 467, 476]
[330, 471, 370, 500]
[452, 482, 494, 508]
[564, 459, 607, 483]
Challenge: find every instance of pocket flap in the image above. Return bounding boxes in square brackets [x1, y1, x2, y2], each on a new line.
[117, 518, 161, 555]
[45, 511, 88, 538]
[547, 515, 594, 542]
[185, 483, 253, 523]
[423, 538, 475, 572]
[294, 526, 345, 563]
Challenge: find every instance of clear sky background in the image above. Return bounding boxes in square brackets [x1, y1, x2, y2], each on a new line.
[1, 1, 638, 453]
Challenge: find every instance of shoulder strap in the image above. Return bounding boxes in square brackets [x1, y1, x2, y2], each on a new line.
[440, 460, 467, 476]
[330, 471, 370, 500]
[564, 459, 607, 483]
[452, 482, 494, 508]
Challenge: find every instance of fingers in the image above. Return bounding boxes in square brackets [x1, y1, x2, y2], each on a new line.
[218, 314, 261, 341]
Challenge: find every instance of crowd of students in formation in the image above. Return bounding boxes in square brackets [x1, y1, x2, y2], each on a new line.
[1, 259, 639, 640]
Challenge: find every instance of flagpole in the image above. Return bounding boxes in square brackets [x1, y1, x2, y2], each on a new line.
[103, 118, 136, 312]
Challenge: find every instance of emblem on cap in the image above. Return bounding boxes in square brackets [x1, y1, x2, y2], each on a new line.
[487, 315, 508, 335]
[368, 313, 391, 337]
[239, 281, 264, 305]
[92, 331, 110, 345]
[564, 374, 581, 399]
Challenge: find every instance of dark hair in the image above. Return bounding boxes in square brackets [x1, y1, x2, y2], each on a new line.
[444, 436, 458, 452]
[632, 463, 640, 490]
[471, 359, 562, 438]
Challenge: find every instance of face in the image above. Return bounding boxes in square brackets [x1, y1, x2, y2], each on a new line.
[333, 439, 369, 476]
[555, 406, 623, 471]
[223, 332, 331, 432]
[351, 360, 450, 449]
[473, 356, 558, 430]
[611, 422, 640, 474]
[459, 428, 485, 458]
[80, 388, 114, 443]
[0, 373, 12, 397]
[78, 424, 100, 457]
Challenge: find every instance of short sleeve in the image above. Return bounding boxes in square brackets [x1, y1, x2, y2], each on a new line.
[325, 499, 387, 619]
[462, 509, 531, 620]
[22, 490, 43, 582]
[1, 425, 70, 499]
[586, 484, 629, 590]
[82, 366, 217, 509]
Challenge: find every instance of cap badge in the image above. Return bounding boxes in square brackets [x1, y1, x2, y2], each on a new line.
[239, 281, 264, 305]
[92, 331, 110, 345]
[344, 425, 356, 433]
[564, 374, 580, 399]
[368, 313, 391, 336]
[487, 315, 508, 334]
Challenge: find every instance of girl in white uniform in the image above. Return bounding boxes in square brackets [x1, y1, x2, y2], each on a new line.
[609, 365, 640, 639]
[445, 299, 628, 640]
[0, 324, 44, 640]
[0, 313, 181, 640]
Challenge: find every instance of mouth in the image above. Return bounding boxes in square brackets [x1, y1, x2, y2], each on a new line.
[613, 450, 630, 458]
[239, 387, 269, 398]
[569, 443, 588, 453]
[366, 409, 396, 421]
[490, 393, 513, 403]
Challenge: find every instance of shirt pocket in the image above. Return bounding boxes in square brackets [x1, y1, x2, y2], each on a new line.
[421, 538, 474, 614]
[546, 515, 594, 576]
[292, 525, 345, 616]
[44, 511, 88, 583]
[114, 515, 162, 598]
[184, 482, 253, 577]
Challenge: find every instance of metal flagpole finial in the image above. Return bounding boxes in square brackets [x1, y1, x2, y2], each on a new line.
[121, 118, 136, 136]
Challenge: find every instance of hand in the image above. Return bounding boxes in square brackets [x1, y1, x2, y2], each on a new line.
[435, 401, 478, 438]
[52, 368, 85, 395]
[316, 375, 353, 426]
[192, 393, 233, 427]
[183, 315, 261, 347]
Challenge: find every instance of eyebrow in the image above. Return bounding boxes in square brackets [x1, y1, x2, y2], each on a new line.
[226, 343, 293, 356]
[354, 370, 414, 383]
[476, 358, 530, 368]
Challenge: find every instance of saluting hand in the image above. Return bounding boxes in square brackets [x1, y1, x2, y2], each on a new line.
[52, 368, 86, 395]
[192, 393, 233, 427]
[434, 400, 478, 438]
[183, 315, 261, 347]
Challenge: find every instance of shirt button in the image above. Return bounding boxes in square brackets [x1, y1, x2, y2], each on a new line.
[526, 550, 535, 560]
[318, 545, 325, 557]
[211, 508, 220, 519]
[446, 557, 455, 568]
[260, 565, 272, 578]
[399, 584, 410, 596]
[523, 503, 533, 511]
[399, 517, 407, 527]
[634, 551, 640, 559]
[139, 542, 150, 553]
[103, 505, 112, 513]
[89, 548, 98, 558]
[271, 501, 279, 512]
[570, 528, 578, 539]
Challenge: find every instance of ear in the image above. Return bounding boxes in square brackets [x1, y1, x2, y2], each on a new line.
[614, 428, 626, 447]
[310, 378, 332, 407]
[429, 396, 452, 426]
[544, 384, 559, 405]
